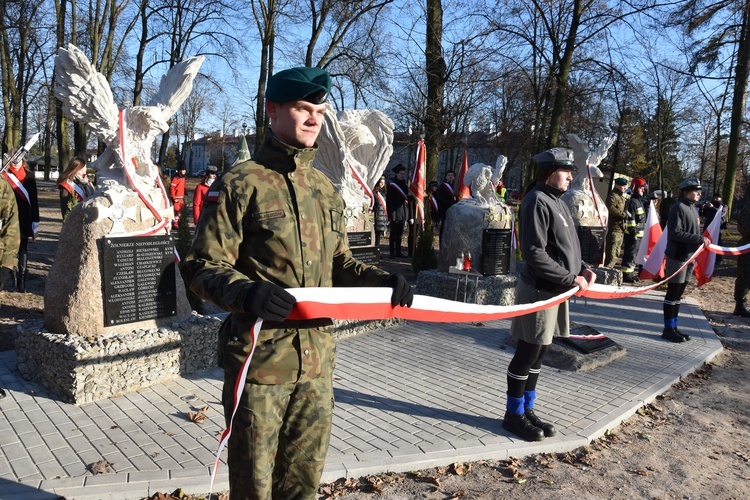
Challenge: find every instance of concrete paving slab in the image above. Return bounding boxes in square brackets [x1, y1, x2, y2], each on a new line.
[0, 290, 723, 498]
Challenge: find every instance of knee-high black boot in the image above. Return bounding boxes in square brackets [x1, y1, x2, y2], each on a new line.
[16, 253, 27, 293]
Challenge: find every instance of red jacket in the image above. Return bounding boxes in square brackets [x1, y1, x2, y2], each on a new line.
[170, 174, 186, 200]
[193, 182, 209, 224]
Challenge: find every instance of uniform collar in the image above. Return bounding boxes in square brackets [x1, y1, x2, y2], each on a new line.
[538, 181, 564, 199]
[255, 129, 318, 174]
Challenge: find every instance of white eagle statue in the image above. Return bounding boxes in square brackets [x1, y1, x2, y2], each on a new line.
[461, 155, 507, 206]
[313, 103, 394, 214]
[54, 44, 204, 231]
[561, 134, 615, 227]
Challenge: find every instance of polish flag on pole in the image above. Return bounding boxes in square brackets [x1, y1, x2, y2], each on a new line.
[640, 223, 668, 280]
[456, 148, 471, 201]
[636, 200, 662, 266]
[409, 139, 426, 223]
[693, 210, 722, 286]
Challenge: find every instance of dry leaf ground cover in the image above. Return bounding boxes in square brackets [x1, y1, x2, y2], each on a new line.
[1, 187, 747, 499]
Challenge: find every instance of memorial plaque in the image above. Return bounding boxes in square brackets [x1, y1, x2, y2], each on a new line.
[554, 324, 618, 354]
[102, 235, 177, 326]
[351, 246, 380, 266]
[481, 228, 512, 276]
[577, 226, 607, 266]
[347, 231, 372, 248]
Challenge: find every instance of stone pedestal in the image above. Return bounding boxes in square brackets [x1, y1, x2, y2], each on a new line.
[416, 269, 518, 305]
[15, 314, 222, 404]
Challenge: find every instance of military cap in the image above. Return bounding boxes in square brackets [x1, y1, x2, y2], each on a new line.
[391, 164, 406, 174]
[532, 148, 578, 172]
[206, 165, 218, 174]
[614, 177, 628, 186]
[266, 67, 331, 104]
[678, 178, 702, 191]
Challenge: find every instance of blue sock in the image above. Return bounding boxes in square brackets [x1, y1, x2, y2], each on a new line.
[524, 390, 536, 410]
[506, 393, 524, 415]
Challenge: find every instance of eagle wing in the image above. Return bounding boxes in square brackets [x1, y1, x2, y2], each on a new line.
[54, 44, 119, 146]
[148, 56, 205, 121]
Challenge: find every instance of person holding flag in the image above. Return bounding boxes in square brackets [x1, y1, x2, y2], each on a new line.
[661, 178, 711, 343]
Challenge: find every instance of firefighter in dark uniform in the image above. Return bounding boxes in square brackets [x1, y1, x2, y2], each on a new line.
[622, 177, 647, 282]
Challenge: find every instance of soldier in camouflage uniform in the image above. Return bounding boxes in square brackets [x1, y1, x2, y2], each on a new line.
[182, 67, 413, 500]
[604, 177, 628, 268]
[0, 175, 20, 291]
[734, 203, 750, 317]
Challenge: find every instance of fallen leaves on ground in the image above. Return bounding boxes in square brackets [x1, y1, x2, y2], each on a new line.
[187, 405, 209, 424]
[87, 459, 114, 474]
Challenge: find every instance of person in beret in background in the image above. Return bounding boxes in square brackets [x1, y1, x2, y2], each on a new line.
[604, 177, 628, 268]
[661, 177, 711, 343]
[502, 148, 596, 442]
[182, 66, 414, 499]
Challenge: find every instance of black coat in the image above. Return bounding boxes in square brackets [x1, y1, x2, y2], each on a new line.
[5, 170, 39, 239]
[386, 180, 410, 222]
[373, 191, 389, 232]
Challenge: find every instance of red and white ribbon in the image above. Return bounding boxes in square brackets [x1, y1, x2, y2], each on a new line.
[208, 239, 750, 494]
[346, 158, 374, 210]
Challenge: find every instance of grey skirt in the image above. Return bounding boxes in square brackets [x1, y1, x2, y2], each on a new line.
[665, 257, 695, 284]
[509, 278, 570, 346]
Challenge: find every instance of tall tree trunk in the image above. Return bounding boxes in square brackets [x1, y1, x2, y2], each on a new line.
[55, 0, 70, 172]
[425, 0, 445, 184]
[547, 0, 582, 148]
[723, 0, 750, 217]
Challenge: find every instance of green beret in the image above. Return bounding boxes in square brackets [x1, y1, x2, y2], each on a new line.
[266, 67, 331, 104]
[614, 177, 628, 186]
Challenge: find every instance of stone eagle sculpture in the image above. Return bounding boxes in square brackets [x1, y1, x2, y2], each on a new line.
[313, 103, 394, 213]
[561, 134, 615, 227]
[461, 155, 507, 206]
[54, 43, 204, 226]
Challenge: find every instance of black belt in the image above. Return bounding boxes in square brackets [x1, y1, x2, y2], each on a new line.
[260, 318, 333, 330]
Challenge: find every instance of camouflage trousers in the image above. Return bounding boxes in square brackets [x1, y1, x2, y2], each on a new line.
[604, 230, 623, 268]
[222, 374, 334, 500]
[736, 249, 750, 302]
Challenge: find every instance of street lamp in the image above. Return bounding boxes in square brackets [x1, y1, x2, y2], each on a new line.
[242, 116, 247, 137]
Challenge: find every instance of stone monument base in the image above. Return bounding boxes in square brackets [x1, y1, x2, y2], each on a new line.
[504, 328, 627, 372]
[416, 268, 518, 305]
[15, 315, 404, 405]
[15, 314, 223, 404]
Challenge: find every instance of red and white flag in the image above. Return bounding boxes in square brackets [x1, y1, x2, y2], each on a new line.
[409, 139, 426, 223]
[693, 209, 722, 286]
[636, 200, 662, 266]
[640, 223, 668, 280]
[456, 149, 471, 201]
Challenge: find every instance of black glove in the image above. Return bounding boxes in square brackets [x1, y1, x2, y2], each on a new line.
[243, 282, 297, 322]
[0, 267, 14, 292]
[387, 274, 414, 308]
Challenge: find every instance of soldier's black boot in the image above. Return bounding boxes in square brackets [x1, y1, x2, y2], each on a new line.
[734, 301, 750, 318]
[525, 409, 556, 437]
[661, 327, 685, 343]
[502, 412, 545, 441]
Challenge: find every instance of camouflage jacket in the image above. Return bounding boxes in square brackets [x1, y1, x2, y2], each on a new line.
[0, 177, 20, 268]
[182, 132, 390, 384]
[606, 189, 627, 233]
[738, 204, 750, 245]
